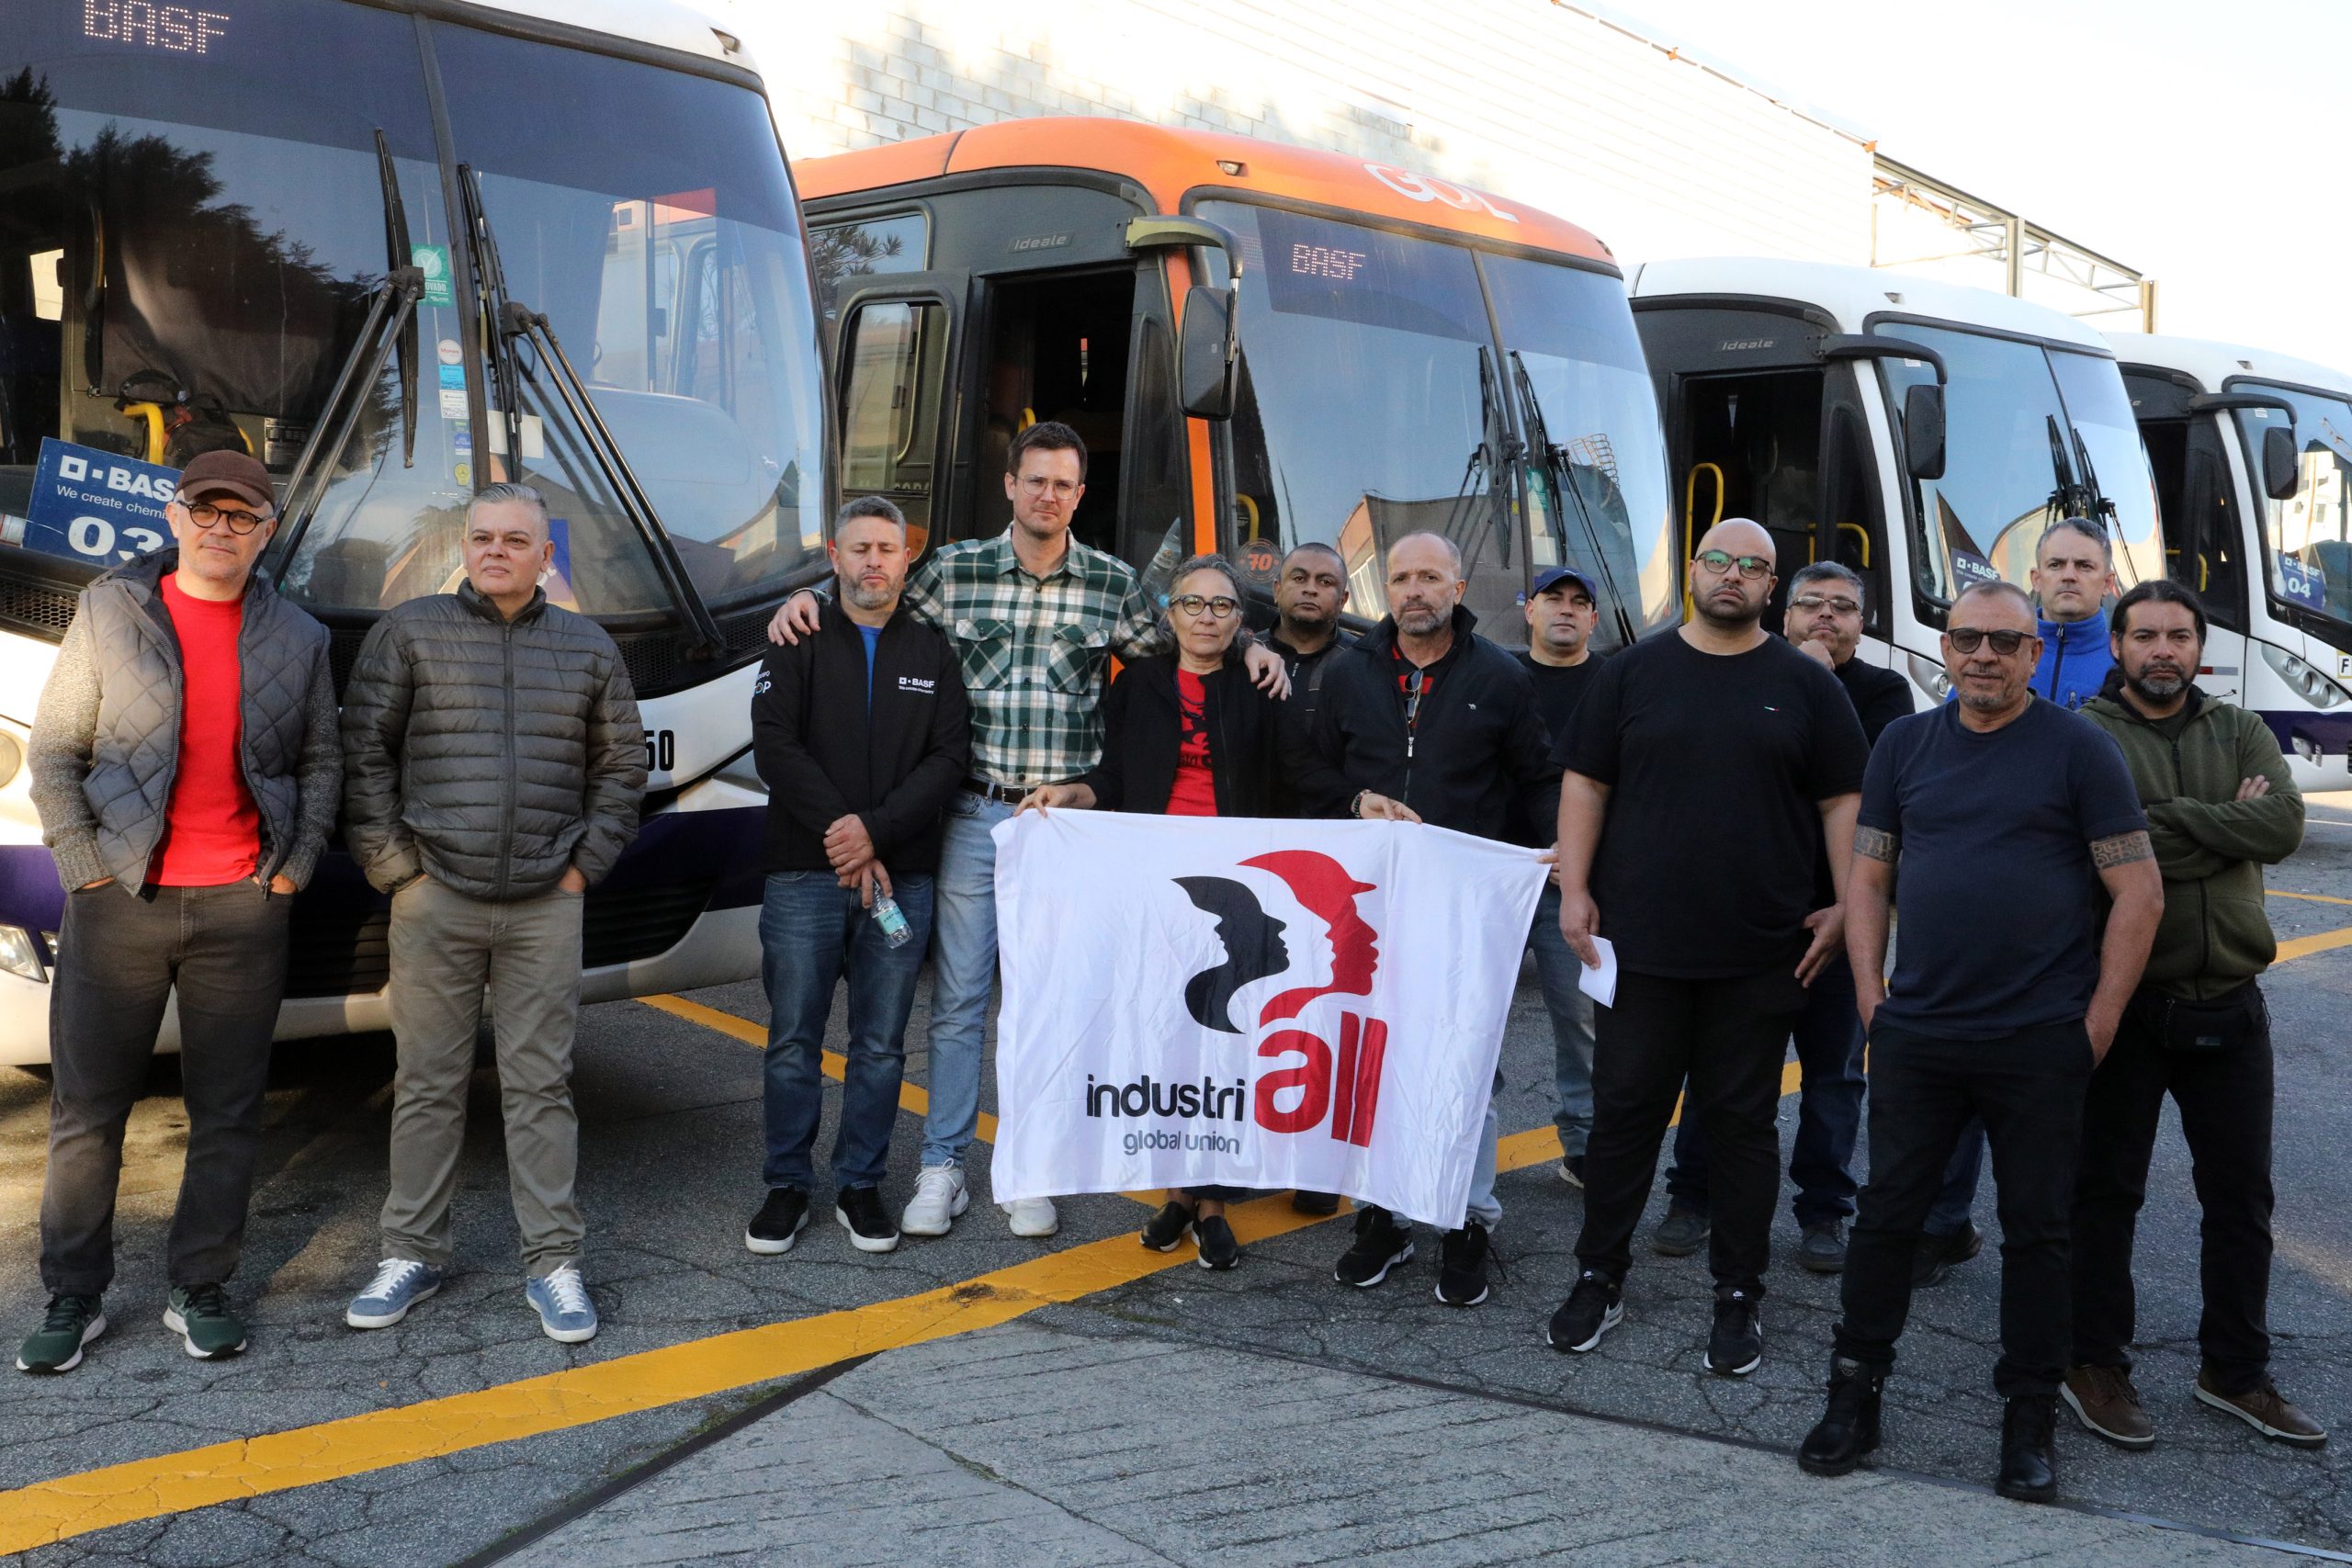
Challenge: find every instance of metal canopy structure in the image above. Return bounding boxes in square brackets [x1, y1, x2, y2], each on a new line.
[1871, 154, 2155, 331]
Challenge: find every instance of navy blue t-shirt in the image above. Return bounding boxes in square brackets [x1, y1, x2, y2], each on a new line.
[859, 623, 881, 708]
[1860, 697, 2146, 1039]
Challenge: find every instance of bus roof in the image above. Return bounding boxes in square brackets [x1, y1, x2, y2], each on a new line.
[469, 0, 752, 73]
[2105, 332, 2352, 400]
[794, 117, 1614, 265]
[1630, 256, 2113, 354]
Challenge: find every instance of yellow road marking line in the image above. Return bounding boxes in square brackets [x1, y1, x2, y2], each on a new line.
[2270, 889, 2352, 907]
[2278, 926, 2352, 963]
[0, 1192, 1339, 1555]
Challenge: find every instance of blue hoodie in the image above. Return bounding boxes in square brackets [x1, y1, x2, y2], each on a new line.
[1944, 602, 2114, 712]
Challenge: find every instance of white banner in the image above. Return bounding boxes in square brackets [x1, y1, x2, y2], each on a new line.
[991, 814, 1548, 1228]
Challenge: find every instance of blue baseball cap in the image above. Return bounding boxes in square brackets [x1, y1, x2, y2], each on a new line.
[1530, 565, 1598, 600]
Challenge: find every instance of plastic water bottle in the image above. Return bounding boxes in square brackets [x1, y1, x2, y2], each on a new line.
[871, 892, 913, 949]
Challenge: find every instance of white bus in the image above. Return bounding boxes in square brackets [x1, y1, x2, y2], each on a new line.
[2110, 334, 2352, 792]
[1628, 258, 2163, 702]
[0, 0, 830, 1062]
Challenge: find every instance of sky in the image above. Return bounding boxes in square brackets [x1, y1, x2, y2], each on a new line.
[1608, 0, 2352, 371]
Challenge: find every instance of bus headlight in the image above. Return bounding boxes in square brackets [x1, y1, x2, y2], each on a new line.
[2259, 644, 2350, 709]
[0, 925, 46, 983]
[1905, 652, 1952, 703]
[0, 729, 20, 788]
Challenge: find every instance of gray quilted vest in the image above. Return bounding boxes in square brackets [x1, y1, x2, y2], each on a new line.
[76, 550, 331, 892]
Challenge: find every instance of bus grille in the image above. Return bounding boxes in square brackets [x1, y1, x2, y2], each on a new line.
[281, 880, 716, 999]
[0, 579, 79, 640]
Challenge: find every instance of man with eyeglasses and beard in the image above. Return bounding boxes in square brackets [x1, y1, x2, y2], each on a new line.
[1286, 530, 1558, 1308]
[1800, 579, 2163, 1505]
[1548, 520, 1867, 1379]
[2061, 580, 2323, 1451]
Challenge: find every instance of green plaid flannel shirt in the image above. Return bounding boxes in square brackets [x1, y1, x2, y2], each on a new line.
[900, 534, 1170, 787]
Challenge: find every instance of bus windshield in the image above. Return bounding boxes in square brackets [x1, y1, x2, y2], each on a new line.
[0, 2, 825, 629]
[1482, 253, 1679, 647]
[1875, 323, 2158, 607]
[2235, 388, 2352, 637]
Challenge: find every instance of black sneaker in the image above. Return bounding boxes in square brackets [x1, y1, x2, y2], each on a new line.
[1705, 1287, 1763, 1376]
[1651, 1203, 1710, 1257]
[1435, 1220, 1494, 1307]
[1912, 1221, 1983, 1289]
[1557, 1155, 1586, 1189]
[1195, 1214, 1241, 1270]
[1333, 1205, 1414, 1287]
[834, 1186, 900, 1254]
[745, 1187, 810, 1256]
[1290, 1190, 1340, 1216]
[1141, 1201, 1194, 1252]
[1547, 1270, 1623, 1352]
[1797, 1221, 1849, 1274]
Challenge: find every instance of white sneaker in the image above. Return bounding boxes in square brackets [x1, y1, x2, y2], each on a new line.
[900, 1167, 969, 1236]
[1003, 1197, 1059, 1237]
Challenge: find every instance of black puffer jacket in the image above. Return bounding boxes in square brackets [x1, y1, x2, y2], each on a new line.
[342, 583, 646, 899]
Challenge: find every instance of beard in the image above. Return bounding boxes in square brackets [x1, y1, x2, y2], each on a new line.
[2126, 662, 2188, 703]
[1282, 601, 1338, 636]
[1692, 592, 1762, 632]
[1395, 604, 1447, 636]
[844, 576, 899, 613]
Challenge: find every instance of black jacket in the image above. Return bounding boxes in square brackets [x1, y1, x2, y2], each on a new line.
[1268, 628, 1354, 818]
[1284, 606, 1561, 843]
[343, 583, 644, 899]
[752, 601, 969, 873]
[1081, 651, 1278, 817]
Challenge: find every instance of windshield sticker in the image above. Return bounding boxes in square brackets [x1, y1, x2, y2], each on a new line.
[438, 389, 468, 420]
[22, 438, 174, 568]
[412, 245, 454, 308]
[437, 339, 463, 367]
[2278, 553, 2328, 609]
[1949, 549, 2002, 592]
[437, 364, 465, 390]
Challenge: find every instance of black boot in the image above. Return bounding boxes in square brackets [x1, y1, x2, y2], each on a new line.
[1797, 1357, 1883, 1476]
[1996, 1394, 2059, 1503]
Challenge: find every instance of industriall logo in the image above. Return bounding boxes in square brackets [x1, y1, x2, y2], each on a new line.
[1084, 850, 1390, 1153]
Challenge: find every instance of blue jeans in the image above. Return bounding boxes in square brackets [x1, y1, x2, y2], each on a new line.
[922, 792, 1010, 1168]
[759, 871, 933, 1190]
[1530, 886, 1597, 1158]
[1664, 955, 1867, 1227]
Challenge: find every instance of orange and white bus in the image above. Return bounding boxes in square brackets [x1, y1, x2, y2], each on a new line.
[797, 118, 1679, 648]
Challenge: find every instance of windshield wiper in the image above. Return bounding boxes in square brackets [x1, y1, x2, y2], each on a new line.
[1440, 347, 1521, 585]
[271, 128, 424, 571]
[458, 167, 723, 658]
[1508, 350, 1636, 648]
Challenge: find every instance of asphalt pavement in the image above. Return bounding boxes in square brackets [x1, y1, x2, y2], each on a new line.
[5, 799, 2352, 1564]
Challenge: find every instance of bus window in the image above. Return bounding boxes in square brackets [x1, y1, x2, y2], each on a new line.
[969, 268, 1134, 557]
[839, 299, 946, 555]
[2139, 414, 2243, 627]
[812, 213, 928, 318]
[1820, 370, 1891, 636]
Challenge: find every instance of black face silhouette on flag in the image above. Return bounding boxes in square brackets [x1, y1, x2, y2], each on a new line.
[1174, 876, 1292, 1033]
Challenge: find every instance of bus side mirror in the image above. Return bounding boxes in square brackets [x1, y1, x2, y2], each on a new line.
[2264, 423, 2301, 502]
[1904, 382, 1947, 480]
[1180, 285, 1238, 421]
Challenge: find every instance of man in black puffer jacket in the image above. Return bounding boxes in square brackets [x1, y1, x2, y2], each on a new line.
[339, 483, 644, 1345]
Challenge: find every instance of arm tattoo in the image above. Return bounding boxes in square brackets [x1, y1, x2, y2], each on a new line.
[2090, 829, 2154, 869]
[1854, 826, 1900, 863]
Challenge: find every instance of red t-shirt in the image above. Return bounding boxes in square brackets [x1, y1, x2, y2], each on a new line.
[153, 576, 261, 886]
[1167, 669, 1219, 818]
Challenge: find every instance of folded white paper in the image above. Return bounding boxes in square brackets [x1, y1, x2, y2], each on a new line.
[1577, 935, 1619, 1008]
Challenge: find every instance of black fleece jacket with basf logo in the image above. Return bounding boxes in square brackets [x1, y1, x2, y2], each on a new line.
[752, 601, 970, 874]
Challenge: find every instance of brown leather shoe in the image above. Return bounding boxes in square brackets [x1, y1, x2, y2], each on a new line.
[2062, 1365, 2154, 1449]
[2195, 1369, 2328, 1448]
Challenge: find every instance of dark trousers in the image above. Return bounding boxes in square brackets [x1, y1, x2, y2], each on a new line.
[1928, 1118, 1986, 1235]
[1664, 955, 1864, 1227]
[1834, 1020, 2094, 1399]
[40, 880, 290, 1297]
[758, 871, 933, 1191]
[2072, 987, 2275, 1394]
[1575, 966, 1807, 1297]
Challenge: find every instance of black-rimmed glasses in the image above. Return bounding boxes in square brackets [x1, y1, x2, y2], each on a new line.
[1946, 626, 2030, 656]
[1693, 549, 1770, 580]
[1168, 593, 1239, 619]
[181, 499, 272, 535]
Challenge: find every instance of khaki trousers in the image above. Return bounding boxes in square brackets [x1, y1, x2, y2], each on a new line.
[381, 877, 585, 1276]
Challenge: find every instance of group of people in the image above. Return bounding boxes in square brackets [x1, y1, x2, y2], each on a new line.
[15, 427, 2324, 1511]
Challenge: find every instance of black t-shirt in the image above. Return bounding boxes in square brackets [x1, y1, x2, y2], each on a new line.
[1833, 655, 1917, 747]
[1518, 651, 1603, 751]
[1559, 631, 1870, 977]
[1860, 698, 2146, 1039]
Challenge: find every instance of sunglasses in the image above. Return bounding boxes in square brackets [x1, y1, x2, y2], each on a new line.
[1946, 626, 2031, 656]
[1693, 549, 1770, 580]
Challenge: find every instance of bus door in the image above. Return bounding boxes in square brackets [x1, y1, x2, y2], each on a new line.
[830, 270, 967, 559]
[1635, 306, 1893, 642]
[2122, 369, 2254, 702]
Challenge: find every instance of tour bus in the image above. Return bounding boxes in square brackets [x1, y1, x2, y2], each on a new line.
[791, 118, 1680, 653]
[0, 0, 831, 1062]
[1628, 258, 2163, 702]
[2109, 334, 2352, 791]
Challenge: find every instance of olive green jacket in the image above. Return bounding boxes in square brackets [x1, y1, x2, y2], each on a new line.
[2080, 688, 2302, 998]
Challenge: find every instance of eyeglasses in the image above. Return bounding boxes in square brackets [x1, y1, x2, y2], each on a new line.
[181, 498, 271, 535]
[1018, 474, 1079, 498]
[1404, 666, 1427, 729]
[1693, 549, 1770, 580]
[1946, 626, 2031, 656]
[1168, 594, 1239, 619]
[1790, 594, 1860, 615]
